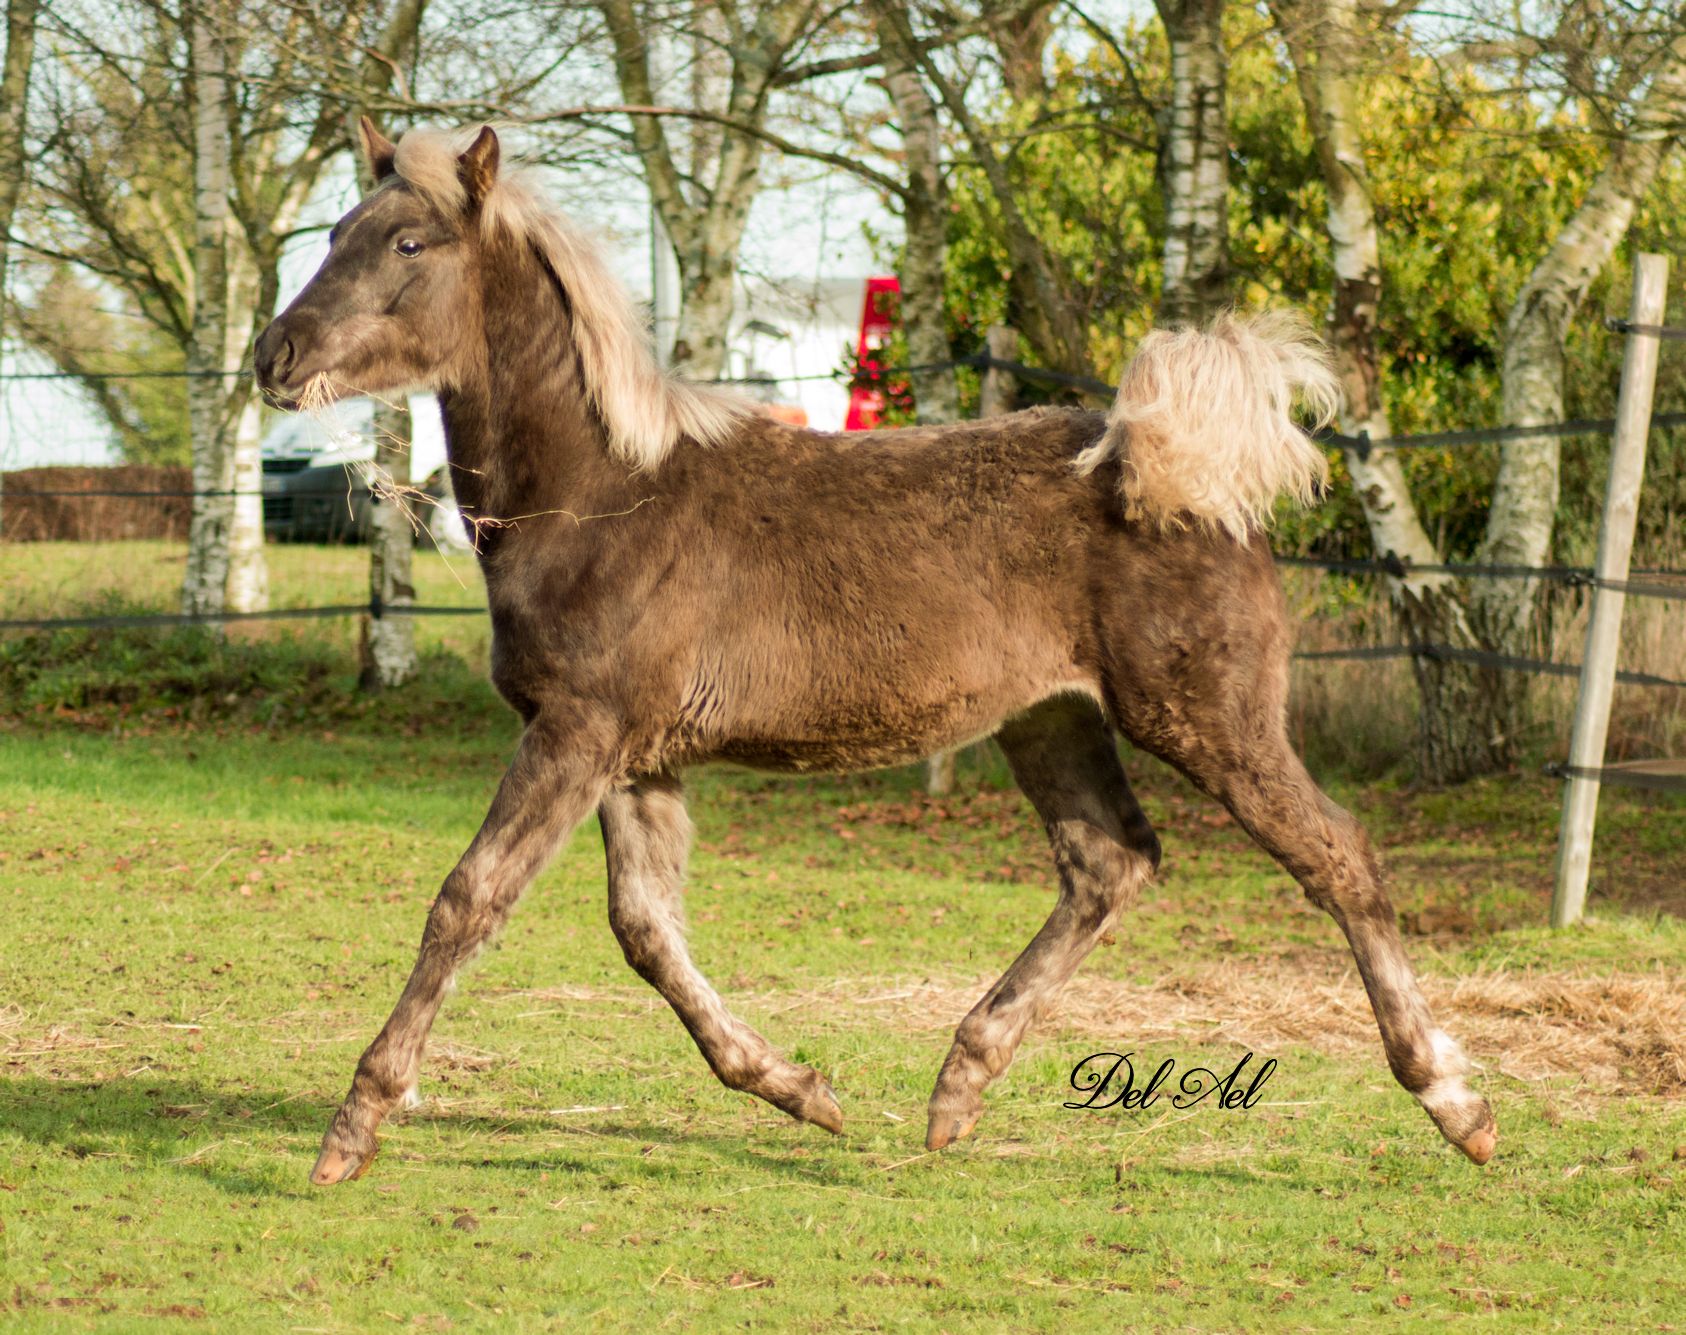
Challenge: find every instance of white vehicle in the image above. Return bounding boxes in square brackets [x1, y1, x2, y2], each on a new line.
[261, 395, 472, 550]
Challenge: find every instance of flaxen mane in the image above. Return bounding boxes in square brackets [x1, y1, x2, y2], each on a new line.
[391, 127, 750, 470]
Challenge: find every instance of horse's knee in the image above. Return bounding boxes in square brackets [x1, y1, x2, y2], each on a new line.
[422, 870, 492, 951]
[1295, 813, 1393, 920]
[1052, 822, 1154, 928]
[608, 901, 672, 981]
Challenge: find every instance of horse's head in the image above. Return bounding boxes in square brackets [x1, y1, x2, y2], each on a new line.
[255, 119, 500, 411]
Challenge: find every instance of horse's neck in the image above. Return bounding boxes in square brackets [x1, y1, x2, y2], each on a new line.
[438, 244, 624, 539]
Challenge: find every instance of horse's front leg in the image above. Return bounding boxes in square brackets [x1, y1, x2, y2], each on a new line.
[310, 710, 617, 1186]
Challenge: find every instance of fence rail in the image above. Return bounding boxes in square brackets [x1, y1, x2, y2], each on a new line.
[6, 592, 1682, 684]
[6, 307, 1683, 892]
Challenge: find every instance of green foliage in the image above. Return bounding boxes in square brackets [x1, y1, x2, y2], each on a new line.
[16, 267, 193, 466]
[934, 16, 1686, 564]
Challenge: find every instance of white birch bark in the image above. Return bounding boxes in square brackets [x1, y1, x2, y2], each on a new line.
[873, 0, 960, 426]
[224, 244, 268, 612]
[182, 0, 235, 618]
[1275, 0, 1503, 780]
[1154, 0, 1230, 327]
[1473, 47, 1686, 661]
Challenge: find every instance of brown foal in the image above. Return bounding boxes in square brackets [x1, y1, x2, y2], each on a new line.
[253, 121, 1497, 1186]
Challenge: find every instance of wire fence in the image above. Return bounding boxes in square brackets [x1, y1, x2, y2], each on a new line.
[5, 335, 1685, 791]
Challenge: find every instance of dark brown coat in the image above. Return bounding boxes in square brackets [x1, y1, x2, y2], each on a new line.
[253, 122, 1497, 1185]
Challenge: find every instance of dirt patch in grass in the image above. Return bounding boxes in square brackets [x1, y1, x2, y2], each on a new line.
[502, 958, 1686, 1098]
[808, 960, 1686, 1097]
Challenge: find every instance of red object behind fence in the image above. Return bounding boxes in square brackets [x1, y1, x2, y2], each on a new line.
[844, 275, 901, 431]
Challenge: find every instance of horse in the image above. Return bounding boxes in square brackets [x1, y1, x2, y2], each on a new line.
[254, 120, 1497, 1186]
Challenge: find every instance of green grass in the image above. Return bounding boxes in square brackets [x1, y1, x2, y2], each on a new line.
[3, 543, 1685, 1329]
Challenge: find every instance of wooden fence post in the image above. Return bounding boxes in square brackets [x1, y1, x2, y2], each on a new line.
[1550, 253, 1669, 927]
[924, 324, 1020, 798]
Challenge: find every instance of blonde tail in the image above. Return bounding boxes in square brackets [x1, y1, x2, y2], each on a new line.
[1076, 311, 1341, 540]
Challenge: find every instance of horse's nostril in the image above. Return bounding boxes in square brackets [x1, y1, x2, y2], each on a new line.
[257, 325, 298, 389]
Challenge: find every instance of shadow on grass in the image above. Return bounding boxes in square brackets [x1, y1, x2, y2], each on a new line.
[1, 1075, 862, 1195]
[432, 1105, 870, 1187]
[0, 1074, 332, 1196]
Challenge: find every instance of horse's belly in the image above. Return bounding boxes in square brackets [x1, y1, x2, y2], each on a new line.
[702, 668, 1099, 774]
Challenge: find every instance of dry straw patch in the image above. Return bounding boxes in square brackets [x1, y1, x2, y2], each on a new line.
[831, 960, 1686, 1096]
[498, 964, 1686, 1097]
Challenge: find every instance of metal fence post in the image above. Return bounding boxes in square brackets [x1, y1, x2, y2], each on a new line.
[1551, 252, 1669, 927]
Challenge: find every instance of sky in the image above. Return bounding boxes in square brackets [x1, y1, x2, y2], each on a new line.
[0, 143, 888, 470]
[2, 0, 1169, 469]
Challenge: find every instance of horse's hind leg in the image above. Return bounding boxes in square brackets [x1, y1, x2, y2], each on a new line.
[600, 776, 843, 1134]
[927, 695, 1159, 1150]
[1114, 633, 1498, 1164]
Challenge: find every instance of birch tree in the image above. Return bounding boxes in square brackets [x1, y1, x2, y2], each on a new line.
[1471, 40, 1686, 723]
[1271, 0, 1497, 779]
[182, 0, 241, 615]
[1152, 0, 1230, 326]
[1274, 1, 1686, 779]
[24, 0, 427, 617]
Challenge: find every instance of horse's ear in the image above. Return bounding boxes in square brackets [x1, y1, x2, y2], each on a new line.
[358, 115, 397, 183]
[457, 126, 500, 209]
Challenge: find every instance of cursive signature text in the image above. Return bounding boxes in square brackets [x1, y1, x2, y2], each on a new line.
[1062, 1051, 1277, 1112]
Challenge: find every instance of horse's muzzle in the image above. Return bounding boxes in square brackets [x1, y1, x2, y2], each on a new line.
[253, 320, 303, 409]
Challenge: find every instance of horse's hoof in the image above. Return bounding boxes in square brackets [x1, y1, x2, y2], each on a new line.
[310, 1143, 374, 1186]
[1423, 1081, 1496, 1166]
[807, 1080, 845, 1136]
[924, 1105, 980, 1151]
[1457, 1125, 1498, 1166]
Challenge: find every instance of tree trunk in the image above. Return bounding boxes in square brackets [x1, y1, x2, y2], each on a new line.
[994, 2, 1054, 103]
[670, 243, 741, 381]
[182, 3, 235, 619]
[1471, 49, 1686, 700]
[0, 0, 37, 313]
[225, 393, 269, 611]
[0, 0, 41, 537]
[874, 0, 960, 425]
[899, 13, 1090, 378]
[599, 0, 820, 382]
[1273, 0, 1504, 781]
[223, 242, 267, 611]
[361, 400, 418, 690]
[1154, 0, 1230, 327]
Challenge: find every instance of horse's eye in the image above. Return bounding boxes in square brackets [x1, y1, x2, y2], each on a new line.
[394, 238, 424, 258]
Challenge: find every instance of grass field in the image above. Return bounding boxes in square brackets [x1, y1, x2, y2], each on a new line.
[3, 543, 1684, 1330]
